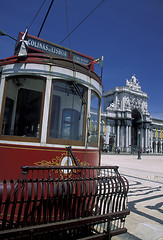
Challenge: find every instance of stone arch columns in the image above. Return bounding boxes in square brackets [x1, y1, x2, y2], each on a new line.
[102, 75, 163, 154]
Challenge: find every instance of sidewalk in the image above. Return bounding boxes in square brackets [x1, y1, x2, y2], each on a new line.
[101, 154, 163, 240]
[101, 153, 163, 174]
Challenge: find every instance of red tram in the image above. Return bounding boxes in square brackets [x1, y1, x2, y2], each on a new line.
[0, 32, 103, 180]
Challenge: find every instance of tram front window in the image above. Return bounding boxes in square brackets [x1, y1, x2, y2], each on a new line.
[48, 80, 86, 144]
[1, 77, 44, 139]
[88, 91, 100, 146]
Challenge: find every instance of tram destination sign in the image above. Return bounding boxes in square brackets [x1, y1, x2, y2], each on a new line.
[15, 32, 93, 66]
[27, 36, 70, 59]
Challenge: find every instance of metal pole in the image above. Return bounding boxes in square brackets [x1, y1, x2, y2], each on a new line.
[0, 30, 16, 41]
[138, 130, 141, 159]
[37, 0, 55, 37]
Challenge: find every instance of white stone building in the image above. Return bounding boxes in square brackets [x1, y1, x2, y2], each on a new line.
[101, 75, 163, 153]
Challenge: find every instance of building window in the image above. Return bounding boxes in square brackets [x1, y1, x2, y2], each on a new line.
[0, 77, 45, 140]
[48, 80, 87, 145]
[88, 91, 100, 146]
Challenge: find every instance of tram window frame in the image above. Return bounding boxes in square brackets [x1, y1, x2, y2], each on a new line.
[47, 79, 87, 146]
[0, 76, 46, 142]
[88, 90, 100, 147]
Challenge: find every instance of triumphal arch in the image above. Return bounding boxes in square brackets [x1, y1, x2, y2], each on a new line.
[101, 75, 163, 153]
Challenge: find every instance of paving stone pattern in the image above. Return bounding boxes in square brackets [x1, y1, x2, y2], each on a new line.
[101, 154, 163, 240]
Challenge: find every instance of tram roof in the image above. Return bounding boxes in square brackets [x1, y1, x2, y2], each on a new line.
[0, 31, 102, 85]
[0, 53, 101, 85]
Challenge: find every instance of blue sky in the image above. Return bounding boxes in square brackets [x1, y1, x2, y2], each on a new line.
[0, 0, 163, 119]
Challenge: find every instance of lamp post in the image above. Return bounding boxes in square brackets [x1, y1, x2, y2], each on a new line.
[138, 130, 141, 159]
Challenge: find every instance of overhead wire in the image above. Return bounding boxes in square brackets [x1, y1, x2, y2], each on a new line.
[65, 0, 71, 50]
[28, 0, 48, 31]
[38, 0, 55, 37]
[59, 0, 107, 45]
[65, 0, 77, 74]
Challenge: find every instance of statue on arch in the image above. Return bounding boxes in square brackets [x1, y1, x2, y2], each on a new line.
[126, 74, 141, 91]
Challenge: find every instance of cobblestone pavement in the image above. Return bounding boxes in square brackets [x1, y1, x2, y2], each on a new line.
[101, 154, 163, 240]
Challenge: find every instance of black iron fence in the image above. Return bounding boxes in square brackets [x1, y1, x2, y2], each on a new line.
[0, 166, 130, 239]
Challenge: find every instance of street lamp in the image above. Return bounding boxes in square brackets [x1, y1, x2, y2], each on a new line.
[0, 30, 16, 41]
[138, 130, 141, 159]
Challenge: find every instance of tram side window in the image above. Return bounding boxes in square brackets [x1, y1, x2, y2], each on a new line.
[88, 91, 100, 146]
[1, 77, 44, 138]
[49, 80, 86, 143]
